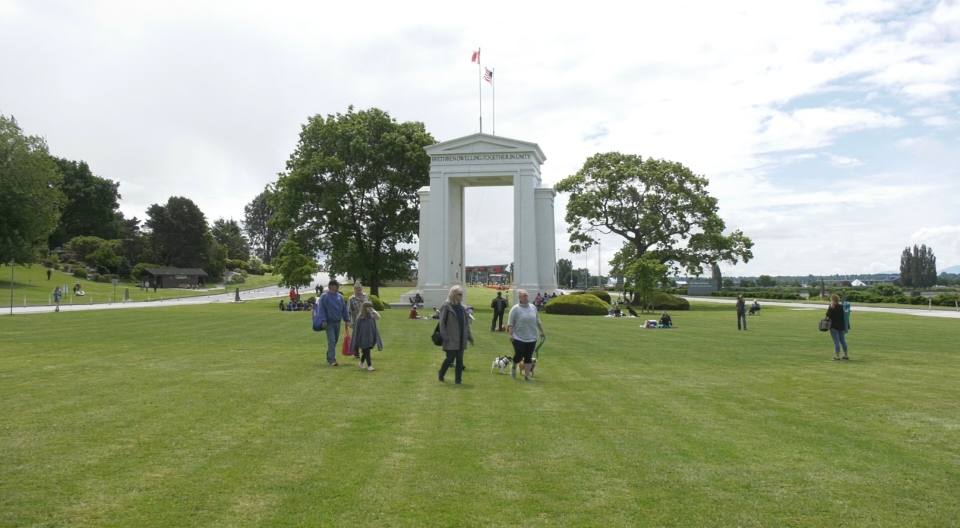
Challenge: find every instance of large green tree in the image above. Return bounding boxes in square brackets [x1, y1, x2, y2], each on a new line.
[144, 196, 209, 268]
[48, 158, 123, 248]
[555, 152, 753, 277]
[0, 115, 65, 263]
[624, 256, 669, 312]
[273, 240, 317, 290]
[900, 244, 937, 288]
[272, 106, 435, 296]
[243, 187, 286, 264]
[210, 218, 250, 261]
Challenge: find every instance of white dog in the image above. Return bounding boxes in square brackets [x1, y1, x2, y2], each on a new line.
[491, 355, 512, 374]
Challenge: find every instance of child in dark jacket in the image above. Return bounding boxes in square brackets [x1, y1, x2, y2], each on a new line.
[351, 301, 383, 371]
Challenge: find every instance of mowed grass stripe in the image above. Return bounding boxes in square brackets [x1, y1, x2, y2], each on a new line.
[1, 295, 959, 526]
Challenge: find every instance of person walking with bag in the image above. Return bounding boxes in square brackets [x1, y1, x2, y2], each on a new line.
[316, 279, 351, 366]
[736, 294, 747, 331]
[826, 294, 850, 360]
[351, 301, 382, 371]
[438, 285, 473, 384]
[508, 289, 545, 381]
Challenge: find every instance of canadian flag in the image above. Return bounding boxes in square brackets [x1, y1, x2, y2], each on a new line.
[471, 50, 479, 63]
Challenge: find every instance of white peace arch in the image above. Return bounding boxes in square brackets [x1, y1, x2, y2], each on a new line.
[413, 133, 559, 309]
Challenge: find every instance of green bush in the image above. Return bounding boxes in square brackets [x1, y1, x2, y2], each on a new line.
[73, 267, 88, 279]
[585, 289, 611, 303]
[651, 291, 690, 311]
[710, 290, 801, 300]
[225, 270, 248, 285]
[544, 294, 609, 316]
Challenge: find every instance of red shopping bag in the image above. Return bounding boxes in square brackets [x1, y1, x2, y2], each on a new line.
[341, 326, 353, 356]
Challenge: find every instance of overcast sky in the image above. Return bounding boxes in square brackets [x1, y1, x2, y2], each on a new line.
[2, 0, 958, 277]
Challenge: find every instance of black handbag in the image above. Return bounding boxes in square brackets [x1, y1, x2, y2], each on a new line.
[818, 317, 831, 332]
[431, 323, 443, 346]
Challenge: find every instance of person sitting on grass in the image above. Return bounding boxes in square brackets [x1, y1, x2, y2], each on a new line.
[659, 311, 673, 328]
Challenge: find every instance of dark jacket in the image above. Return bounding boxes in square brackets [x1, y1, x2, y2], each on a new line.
[491, 296, 508, 314]
[439, 301, 472, 351]
[736, 297, 746, 314]
[825, 303, 847, 332]
[351, 313, 383, 352]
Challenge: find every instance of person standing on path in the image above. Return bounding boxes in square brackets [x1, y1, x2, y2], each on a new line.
[491, 291, 508, 331]
[736, 294, 747, 331]
[351, 301, 382, 371]
[508, 289, 545, 381]
[826, 294, 850, 360]
[315, 279, 351, 366]
[438, 285, 474, 384]
[53, 286, 62, 312]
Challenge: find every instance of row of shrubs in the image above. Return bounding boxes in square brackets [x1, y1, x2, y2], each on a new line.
[843, 291, 960, 306]
[544, 290, 689, 315]
[711, 290, 803, 300]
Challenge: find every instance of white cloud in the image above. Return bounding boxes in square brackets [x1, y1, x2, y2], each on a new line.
[827, 154, 866, 168]
[1, 0, 958, 277]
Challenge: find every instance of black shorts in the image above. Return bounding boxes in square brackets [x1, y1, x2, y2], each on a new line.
[511, 339, 536, 364]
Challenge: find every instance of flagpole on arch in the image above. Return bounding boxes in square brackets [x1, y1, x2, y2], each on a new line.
[483, 67, 495, 136]
[472, 48, 482, 133]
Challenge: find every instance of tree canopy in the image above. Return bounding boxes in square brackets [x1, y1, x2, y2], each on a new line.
[555, 152, 752, 277]
[900, 244, 937, 288]
[210, 218, 250, 262]
[273, 240, 317, 290]
[272, 106, 435, 296]
[0, 115, 65, 263]
[48, 157, 123, 248]
[243, 187, 286, 264]
[623, 256, 669, 312]
[144, 196, 209, 268]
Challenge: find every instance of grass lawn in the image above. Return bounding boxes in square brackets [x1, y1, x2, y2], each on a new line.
[2, 294, 959, 526]
[0, 264, 285, 308]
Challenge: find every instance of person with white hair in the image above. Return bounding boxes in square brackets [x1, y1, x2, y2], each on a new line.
[437, 285, 474, 384]
[508, 289, 546, 381]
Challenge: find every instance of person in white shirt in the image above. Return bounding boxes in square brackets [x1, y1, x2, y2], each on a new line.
[507, 289, 546, 381]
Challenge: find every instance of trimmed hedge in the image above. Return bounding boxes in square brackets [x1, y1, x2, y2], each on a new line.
[650, 291, 689, 311]
[73, 268, 88, 279]
[710, 290, 802, 300]
[584, 289, 612, 303]
[544, 294, 609, 316]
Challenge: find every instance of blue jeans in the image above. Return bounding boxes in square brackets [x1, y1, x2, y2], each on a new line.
[325, 322, 341, 364]
[830, 328, 848, 355]
[440, 349, 464, 383]
[737, 312, 747, 330]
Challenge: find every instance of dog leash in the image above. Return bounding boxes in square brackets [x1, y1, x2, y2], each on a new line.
[534, 335, 546, 359]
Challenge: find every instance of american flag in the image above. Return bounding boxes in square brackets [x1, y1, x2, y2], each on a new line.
[483, 67, 494, 84]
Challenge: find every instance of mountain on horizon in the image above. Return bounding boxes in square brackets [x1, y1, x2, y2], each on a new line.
[942, 264, 960, 274]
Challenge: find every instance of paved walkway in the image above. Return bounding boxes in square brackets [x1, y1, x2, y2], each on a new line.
[678, 295, 960, 319]
[1, 273, 339, 317]
[6, 282, 959, 320]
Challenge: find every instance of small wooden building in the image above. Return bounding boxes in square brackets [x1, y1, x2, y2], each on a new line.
[145, 268, 208, 289]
